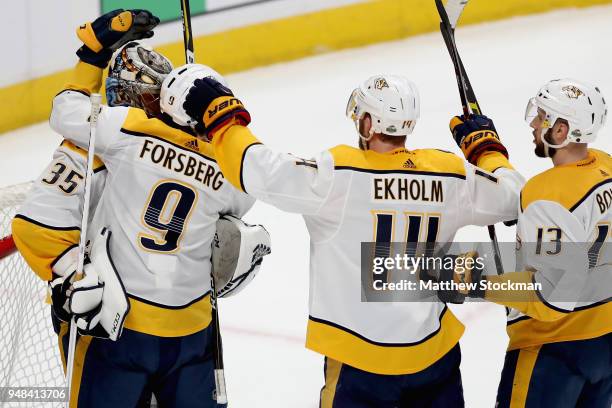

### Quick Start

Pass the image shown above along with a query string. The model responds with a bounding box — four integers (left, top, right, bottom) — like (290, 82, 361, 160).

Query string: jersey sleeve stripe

(49, 243, 78, 269)
(568, 178, 612, 212)
(474, 169, 498, 183)
(240, 142, 263, 193)
(60, 140, 105, 171)
(212, 125, 261, 193)
(13, 214, 81, 232)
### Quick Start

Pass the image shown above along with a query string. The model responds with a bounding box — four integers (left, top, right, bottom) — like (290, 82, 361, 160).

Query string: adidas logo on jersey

(600, 169, 610, 177)
(403, 159, 416, 169)
(184, 139, 199, 151)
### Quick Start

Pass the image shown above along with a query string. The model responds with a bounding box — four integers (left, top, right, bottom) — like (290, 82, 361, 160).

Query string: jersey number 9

(139, 180, 197, 253)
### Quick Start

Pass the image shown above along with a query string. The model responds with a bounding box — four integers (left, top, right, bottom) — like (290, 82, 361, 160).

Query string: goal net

(0, 182, 65, 407)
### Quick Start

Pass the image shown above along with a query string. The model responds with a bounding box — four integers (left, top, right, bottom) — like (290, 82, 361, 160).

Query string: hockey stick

(435, 0, 505, 275)
(65, 93, 102, 407)
(179, 0, 195, 64)
(178, 0, 228, 403)
(209, 266, 228, 404)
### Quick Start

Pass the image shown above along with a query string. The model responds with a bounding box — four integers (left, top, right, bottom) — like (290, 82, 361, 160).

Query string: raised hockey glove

(450, 114, 508, 165)
(76, 9, 160, 68)
(49, 247, 104, 323)
(212, 215, 271, 298)
(183, 77, 251, 139)
(435, 251, 486, 304)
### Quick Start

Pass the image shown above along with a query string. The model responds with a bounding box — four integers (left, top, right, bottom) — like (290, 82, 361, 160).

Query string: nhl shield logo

(562, 85, 584, 99)
(374, 78, 389, 90)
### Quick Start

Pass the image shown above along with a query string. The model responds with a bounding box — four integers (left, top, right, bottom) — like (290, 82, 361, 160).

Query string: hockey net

(0, 182, 65, 407)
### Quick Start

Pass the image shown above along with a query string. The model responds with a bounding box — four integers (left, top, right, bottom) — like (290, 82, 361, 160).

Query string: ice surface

(1, 5, 611, 407)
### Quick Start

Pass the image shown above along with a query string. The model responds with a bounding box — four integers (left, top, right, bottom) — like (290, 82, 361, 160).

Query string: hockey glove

(75, 228, 130, 341)
(450, 114, 508, 165)
(435, 251, 486, 304)
(76, 9, 160, 68)
(212, 215, 271, 298)
(49, 247, 104, 323)
(183, 77, 251, 139)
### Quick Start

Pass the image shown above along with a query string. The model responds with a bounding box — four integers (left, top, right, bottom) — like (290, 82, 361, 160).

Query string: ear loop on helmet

(540, 113, 571, 157)
(347, 90, 374, 150)
(355, 115, 375, 150)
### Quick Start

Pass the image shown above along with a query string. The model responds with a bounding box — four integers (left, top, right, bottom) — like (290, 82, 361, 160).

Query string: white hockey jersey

(48, 62, 254, 337)
(212, 124, 524, 374)
(12, 140, 106, 281)
(486, 149, 611, 350)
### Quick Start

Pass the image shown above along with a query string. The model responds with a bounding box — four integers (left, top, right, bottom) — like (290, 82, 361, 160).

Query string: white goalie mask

(525, 78, 608, 153)
(346, 75, 420, 142)
(160, 64, 228, 128)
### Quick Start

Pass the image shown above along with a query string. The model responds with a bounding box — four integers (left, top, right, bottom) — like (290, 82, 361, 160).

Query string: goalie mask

(525, 78, 607, 156)
(106, 41, 173, 117)
(346, 75, 420, 144)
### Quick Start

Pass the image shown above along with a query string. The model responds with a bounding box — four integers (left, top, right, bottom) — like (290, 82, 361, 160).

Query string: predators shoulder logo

(562, 85, 584, 99)
(374, 78, 389, 90)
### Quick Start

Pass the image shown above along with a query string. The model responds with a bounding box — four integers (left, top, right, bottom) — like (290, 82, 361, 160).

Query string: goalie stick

(178, 0, 228, 404)
(65, 93, 102, 407)
(435, 0, 505, 275)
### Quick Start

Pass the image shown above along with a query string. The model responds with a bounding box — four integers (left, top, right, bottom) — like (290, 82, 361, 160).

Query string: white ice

(1, 5, 611, 407)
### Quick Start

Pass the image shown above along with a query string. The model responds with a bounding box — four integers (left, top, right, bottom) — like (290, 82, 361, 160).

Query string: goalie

(15, 9, 271, 408)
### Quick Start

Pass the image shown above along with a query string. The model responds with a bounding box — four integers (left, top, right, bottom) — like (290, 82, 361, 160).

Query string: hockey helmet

(160, 64, 228, 129)
(346, 75, 420, 141)
(525, 78, 607, 149)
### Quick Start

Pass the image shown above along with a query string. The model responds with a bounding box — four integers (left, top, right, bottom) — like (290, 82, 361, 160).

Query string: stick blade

(445, 0, 469, 28)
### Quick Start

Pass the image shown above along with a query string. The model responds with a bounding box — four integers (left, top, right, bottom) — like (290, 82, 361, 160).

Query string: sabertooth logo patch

(374, 78, 389, 90)
(562, 85, 584, 99)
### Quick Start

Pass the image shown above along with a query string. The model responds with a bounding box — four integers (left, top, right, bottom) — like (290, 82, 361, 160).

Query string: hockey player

(12, 36, 174, 373)
(47, 9, 270, 407)
(162, 68, 525, 406)
(435, 79, 611, 407)
(12, 37, 175, 342)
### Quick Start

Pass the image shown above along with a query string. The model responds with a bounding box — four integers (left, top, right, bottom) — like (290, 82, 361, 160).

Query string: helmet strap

(541, 128, 570, 158)
(356, 116, 374, 150)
